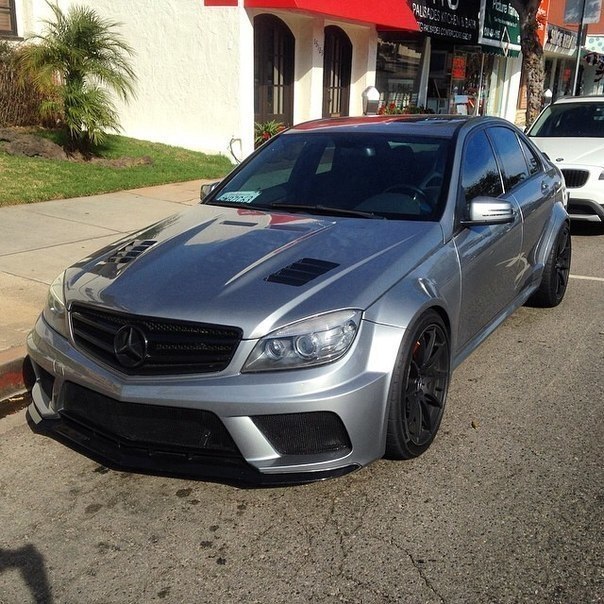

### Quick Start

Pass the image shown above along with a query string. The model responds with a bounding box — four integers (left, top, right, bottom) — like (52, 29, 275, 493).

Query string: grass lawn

(0, 131, 233, 206)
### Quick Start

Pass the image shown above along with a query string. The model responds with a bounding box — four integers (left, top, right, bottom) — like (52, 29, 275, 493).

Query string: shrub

(0, 40, 59, 127)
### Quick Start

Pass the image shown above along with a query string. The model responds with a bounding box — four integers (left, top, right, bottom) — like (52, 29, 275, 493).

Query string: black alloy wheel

(529, 223, 572, 308)
(385, 310, 451, 459)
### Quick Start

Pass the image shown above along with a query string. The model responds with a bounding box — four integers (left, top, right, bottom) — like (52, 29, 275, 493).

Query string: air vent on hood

(265, 258, 339, 286)
(106, 239, 157, 266)
(92, 239, 157, 279)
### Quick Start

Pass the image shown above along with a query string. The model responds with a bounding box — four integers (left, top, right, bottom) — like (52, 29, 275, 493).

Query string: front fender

(364, 240, 461, 351)
(534, 201, 570, 271)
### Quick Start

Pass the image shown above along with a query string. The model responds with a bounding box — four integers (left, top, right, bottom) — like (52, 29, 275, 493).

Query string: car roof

(552, 95, 604, 104)
(286, 115, 511, 138)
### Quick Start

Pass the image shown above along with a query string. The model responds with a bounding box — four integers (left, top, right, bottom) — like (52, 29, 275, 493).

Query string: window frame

(253, 14, 295, 127)
(322, 26, 352, 118)
(0, 0, 18, 38)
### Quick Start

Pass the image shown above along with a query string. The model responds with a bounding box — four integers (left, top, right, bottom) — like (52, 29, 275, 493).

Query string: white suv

(528, 96, 604, 222)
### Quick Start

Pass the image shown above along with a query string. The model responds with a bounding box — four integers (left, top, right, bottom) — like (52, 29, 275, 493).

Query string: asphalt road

(1, 223, 602, 604)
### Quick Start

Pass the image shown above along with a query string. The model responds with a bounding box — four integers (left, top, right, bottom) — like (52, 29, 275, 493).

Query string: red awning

(244, 0, 419, 31)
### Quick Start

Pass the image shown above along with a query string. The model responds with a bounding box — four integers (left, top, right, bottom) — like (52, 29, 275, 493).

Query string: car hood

(65, 205, 443, 338)
(531, 136, 604, 166)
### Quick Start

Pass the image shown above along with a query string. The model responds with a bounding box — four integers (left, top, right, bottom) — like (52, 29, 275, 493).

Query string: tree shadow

(0, 544, 53, 603)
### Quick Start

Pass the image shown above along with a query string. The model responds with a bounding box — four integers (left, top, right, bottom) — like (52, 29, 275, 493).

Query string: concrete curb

(0, 345, 27, 400)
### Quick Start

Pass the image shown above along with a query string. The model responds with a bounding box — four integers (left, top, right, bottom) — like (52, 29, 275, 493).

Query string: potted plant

(254, 120, 286, 147)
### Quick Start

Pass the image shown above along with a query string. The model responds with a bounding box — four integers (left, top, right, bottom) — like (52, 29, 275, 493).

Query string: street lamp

(362, 86, 380, 115)
(543, 88, 553, 106)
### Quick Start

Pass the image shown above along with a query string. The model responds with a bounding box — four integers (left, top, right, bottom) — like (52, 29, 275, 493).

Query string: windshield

(206, 132, 451, 221)
(528, 102, 604, 138)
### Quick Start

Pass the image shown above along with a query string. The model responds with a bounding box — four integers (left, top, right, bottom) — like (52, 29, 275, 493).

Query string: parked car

(26, 115, 570, 485)
(527, 95, 604, 223)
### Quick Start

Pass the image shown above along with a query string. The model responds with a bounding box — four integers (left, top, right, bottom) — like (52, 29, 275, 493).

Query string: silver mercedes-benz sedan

(26, 116, 570, 485)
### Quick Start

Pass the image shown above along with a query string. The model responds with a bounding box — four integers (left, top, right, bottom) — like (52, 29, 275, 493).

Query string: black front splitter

(27, 410, 360, 488)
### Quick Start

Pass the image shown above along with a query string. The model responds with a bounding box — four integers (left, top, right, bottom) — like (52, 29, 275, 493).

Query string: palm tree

(19, 1, 136, 153)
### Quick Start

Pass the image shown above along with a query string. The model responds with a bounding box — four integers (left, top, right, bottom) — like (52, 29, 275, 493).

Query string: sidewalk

(0, 179, 209, 400)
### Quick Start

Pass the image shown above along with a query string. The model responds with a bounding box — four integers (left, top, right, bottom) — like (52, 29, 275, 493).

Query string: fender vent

(266, 258, 339, 286)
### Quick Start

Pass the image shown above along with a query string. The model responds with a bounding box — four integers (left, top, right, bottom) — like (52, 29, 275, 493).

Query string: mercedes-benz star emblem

(113, 325, 147, 368)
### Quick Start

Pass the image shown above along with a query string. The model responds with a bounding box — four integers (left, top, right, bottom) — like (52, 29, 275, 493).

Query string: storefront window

(376, 33, 423, 110)
(553, 59, 574, 99)
(426, 44, 494, 115)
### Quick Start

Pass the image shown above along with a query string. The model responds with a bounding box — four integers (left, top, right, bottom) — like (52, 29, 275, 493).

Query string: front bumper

(26, 314, 404, 485)
(566, 196, 604, 222)
(559, 164, 604, 222)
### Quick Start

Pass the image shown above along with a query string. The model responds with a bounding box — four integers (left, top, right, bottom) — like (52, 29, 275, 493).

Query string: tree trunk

(516, 0, 544, 126)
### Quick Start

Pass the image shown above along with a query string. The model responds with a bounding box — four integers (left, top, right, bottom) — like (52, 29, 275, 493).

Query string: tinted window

(528, 102, 604, 138)
(488, 127, 529, 190)
(461, 130, 503, 203)
(519, 137, 540, 175)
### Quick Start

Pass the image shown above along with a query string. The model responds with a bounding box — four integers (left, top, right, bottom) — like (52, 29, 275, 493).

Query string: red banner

(537, 0, 551, 47)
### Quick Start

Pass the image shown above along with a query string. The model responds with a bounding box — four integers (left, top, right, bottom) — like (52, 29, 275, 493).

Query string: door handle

(541, 181, 550, 192)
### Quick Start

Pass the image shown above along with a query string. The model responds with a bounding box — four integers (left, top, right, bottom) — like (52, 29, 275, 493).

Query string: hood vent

(266, 258, 339, 286)
(94, 239, 157, 278)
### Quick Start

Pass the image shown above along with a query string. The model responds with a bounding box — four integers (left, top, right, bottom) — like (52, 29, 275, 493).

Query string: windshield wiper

(271, 203, 384, 219)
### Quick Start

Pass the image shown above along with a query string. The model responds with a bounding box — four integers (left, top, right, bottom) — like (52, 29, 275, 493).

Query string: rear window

(528, 102, 604, 138)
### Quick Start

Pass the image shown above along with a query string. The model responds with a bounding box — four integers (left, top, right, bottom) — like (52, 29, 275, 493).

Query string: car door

(487, 126, 557, 293)
(453, 128, 523, 351)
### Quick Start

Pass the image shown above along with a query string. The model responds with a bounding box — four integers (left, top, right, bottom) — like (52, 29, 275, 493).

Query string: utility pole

(572, 0, 587, 95)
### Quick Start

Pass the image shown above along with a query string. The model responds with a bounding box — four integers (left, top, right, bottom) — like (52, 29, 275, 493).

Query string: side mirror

(461, 197, 515, 226)
(200, 181, 221, 201)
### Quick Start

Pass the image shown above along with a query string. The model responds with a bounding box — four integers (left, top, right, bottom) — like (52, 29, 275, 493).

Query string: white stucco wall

(15, 1, 378, 159)
(17, 0, 245, 157)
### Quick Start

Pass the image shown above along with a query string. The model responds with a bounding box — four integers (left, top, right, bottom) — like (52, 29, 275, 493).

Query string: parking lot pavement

(0, 225, 602, 603)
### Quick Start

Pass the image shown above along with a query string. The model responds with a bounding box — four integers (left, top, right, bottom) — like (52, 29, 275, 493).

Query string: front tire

(385, 310, 451, 460)
(529, 223, 571, 308)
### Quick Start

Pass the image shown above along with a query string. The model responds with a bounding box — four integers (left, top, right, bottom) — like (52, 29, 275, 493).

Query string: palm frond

(19, 0, 137, 152)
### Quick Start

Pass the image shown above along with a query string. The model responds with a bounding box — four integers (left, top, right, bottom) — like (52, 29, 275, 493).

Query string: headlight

(42, 272, 68, 338)
(243, 310, 361, 372)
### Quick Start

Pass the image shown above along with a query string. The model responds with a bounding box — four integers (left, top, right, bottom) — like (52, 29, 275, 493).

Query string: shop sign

(545, 23, 578, 55)
(411, 0, 480, 44)
(452, 55, 467, 78)
(478, 0, 521, 56)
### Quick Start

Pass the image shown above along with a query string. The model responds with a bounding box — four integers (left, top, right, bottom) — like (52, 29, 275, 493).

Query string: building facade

(4, 0, 526, 159)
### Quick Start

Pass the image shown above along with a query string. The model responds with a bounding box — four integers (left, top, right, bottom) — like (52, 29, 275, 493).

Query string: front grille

(59, 382, 240, 456)
(70, 303, 242, 375)
(252, 412, 351, 456)
(561, 169, 589, 188)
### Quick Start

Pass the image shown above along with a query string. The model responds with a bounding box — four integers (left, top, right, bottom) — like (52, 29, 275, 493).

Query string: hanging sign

(478, 0, 521, 56)
(411, 0, 480, 44)
(537, 0, 550, 47)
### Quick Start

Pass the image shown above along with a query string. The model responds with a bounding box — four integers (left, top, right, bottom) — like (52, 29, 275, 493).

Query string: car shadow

(0, 544, 53, 603)
(570, 222, 604, 237)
